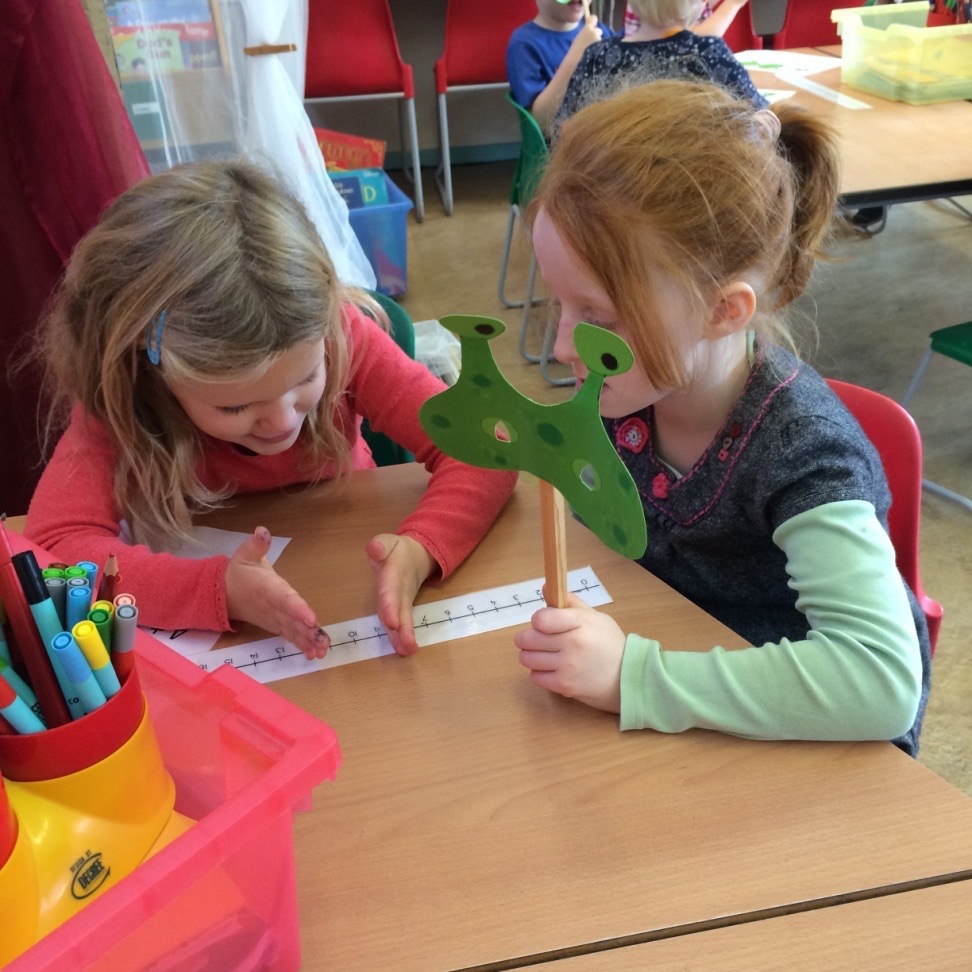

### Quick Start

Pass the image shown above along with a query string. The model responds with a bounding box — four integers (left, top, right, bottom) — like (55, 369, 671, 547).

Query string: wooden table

(199, 466, 972, 971)
(527, 880, 972, 970)
(750, 50, 972, 209)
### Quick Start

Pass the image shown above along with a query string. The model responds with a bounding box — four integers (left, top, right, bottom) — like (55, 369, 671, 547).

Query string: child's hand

(365, 534, 437, 657)
(514, 594, 625, 712)
(226, 526, 329, 660)
(572, 13, 603, 53)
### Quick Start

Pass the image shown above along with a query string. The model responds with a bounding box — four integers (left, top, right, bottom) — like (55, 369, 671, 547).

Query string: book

(106, 0, 221, 75)
(329, 169, 389, 209)
(314, 128, 386, 172)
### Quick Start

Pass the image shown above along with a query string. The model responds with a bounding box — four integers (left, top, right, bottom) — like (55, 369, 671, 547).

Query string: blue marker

(66, 583, 93, 630)
(0, 656, 46, 725)
(45, 576, 68, 628)
(0, 675, 45, 733)
(12, 550, 84, 720)
(51, 632, 107, 715)
(75, 560, 99, 589)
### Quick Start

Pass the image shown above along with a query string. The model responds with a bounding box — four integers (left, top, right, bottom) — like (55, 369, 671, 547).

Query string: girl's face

(533, 209, 684, 419)
(166, 339, 327, 455)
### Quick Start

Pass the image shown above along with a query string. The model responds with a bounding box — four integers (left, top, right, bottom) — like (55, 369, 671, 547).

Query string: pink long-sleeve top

(25, 305, 517, 632)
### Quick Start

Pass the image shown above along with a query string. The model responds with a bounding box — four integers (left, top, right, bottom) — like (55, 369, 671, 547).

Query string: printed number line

(212, 577, 605, 672)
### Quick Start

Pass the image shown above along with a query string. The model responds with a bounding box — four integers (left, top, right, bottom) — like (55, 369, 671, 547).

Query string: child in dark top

(558, 0, 766, 122)
(515, 80, 930, 757)
(506, 0, 615, 132)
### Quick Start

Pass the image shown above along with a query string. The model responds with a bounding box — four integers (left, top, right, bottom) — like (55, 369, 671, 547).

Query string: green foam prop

(419, 315, 647, 560)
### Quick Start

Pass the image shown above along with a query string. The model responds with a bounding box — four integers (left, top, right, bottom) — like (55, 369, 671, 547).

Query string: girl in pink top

(26, 160, 516, 659)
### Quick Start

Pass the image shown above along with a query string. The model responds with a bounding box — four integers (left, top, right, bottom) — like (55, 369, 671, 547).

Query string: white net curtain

(105, 0, 375, 288)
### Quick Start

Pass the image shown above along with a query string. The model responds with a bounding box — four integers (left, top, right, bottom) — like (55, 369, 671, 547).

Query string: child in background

(506, 0, 615, 132)
(558, 0, 765, 121)
(622, 0, 751, 37)
(514, 81, 930, 756)
(26, 160, 516, 659)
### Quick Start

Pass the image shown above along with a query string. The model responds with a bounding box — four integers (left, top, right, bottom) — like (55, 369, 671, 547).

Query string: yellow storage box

(831, 2, 972, 105)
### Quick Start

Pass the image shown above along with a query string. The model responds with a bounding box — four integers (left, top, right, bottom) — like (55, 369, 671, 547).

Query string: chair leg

(498, 206, 520, 308)
(944, 197, 972, 222)
(901, 348, 934, 410)
(434, 92, 454, 216)
(518, 254, 542, 363)
(400, 97, 424, 223)
(921, 480, 972, 512)
(539, 316, 573, 387)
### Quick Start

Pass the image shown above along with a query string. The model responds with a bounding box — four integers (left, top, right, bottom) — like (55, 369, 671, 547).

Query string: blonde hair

(627, 0, 705, 29)
(532, 80, 840, 389)
(40, 159, 359, 550)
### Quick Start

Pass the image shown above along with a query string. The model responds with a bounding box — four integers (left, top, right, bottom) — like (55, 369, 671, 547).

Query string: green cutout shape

(419, 315, 647, 559)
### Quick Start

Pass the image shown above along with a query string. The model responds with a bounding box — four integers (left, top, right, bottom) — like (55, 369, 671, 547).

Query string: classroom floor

(394, 162, 972, 797)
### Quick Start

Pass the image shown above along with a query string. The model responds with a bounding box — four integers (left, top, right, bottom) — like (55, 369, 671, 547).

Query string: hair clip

(146, 309, 167, 366)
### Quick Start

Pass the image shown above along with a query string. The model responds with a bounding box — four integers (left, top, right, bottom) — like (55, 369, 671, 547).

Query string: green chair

(360, 290, 415, 466)
(900, 320, 972, 511)
(500, 93, 571, 386)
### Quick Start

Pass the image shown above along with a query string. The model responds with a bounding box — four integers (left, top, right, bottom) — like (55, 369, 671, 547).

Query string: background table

(750, 51, 972, 209)
(200, 467, 972, 970)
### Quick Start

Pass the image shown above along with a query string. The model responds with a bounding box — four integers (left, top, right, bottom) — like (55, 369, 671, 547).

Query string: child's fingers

(231, 525, 273, 566)
(529, 606, 585, 636)
(517, 647, 560, 672)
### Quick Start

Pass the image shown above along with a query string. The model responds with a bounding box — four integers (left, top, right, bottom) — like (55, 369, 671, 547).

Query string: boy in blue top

(506, 0, 615, 132)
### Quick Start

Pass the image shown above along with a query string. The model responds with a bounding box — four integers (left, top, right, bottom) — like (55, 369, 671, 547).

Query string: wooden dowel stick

(539, 479, 568, 608)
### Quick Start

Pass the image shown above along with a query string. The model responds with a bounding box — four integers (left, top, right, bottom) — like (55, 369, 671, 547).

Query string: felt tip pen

(42, 567, 66, 579)
(0, 522, 71, 727)
(45, 576, 68, 628)
(0, 675, 46, 733)
(71, 621, 120, 699)
(113, 593, 136, 608)
(63, 565, 88, 581)
(0, 656, 45, 724)
(88, 606, 114, 652)
(11, 549, 85, 720)
(75, 560, 99, 589)
(66, 583, 93, 629)
(111, 604, 138, 682)
(51, 632, 107, 715)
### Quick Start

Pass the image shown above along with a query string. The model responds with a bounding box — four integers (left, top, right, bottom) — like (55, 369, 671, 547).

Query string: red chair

(720, 4, 763, 52)
(304, 0, 424, 221)
(827, 379, 943, 654)
(434, 0, 536, 215)
(770, 0, 867, 49)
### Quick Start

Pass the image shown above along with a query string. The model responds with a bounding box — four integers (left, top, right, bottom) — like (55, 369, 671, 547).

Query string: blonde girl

(28, 160, 516, 657)
(514, 81, 929, 756)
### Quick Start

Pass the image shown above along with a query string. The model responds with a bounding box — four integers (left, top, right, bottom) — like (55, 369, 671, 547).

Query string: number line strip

(178, 567, 611, 684)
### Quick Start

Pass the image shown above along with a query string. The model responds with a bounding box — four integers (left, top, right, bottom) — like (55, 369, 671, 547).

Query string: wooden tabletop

(527, 880, 972, 970)
(198, 466, 972, 971)
(750, 49, 972, 205)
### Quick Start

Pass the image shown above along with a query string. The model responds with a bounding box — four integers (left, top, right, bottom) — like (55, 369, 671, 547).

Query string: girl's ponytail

(773, 104, 842, 306)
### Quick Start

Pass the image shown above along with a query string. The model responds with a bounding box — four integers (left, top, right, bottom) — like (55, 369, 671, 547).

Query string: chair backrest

(772, 0, 866, 49)
(436, 0, 537, 92)
(506, 92, 549, 210)
(305, 0, 413, 99)
(721, 7, 763, 52)
(826, 378, 943, 651)
(360, 291, 415, 466)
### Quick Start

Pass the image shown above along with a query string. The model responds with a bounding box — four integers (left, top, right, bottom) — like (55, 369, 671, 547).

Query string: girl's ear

(704, 282, 756, 340)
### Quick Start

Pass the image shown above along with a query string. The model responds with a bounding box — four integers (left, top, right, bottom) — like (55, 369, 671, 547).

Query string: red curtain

(0, 0, 149, 516)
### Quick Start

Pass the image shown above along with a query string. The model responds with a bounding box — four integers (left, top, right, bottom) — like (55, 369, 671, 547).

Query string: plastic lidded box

(348, 173, 414, 297)
(4, 538, 341, 971)
(831, 2, 972, 105)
